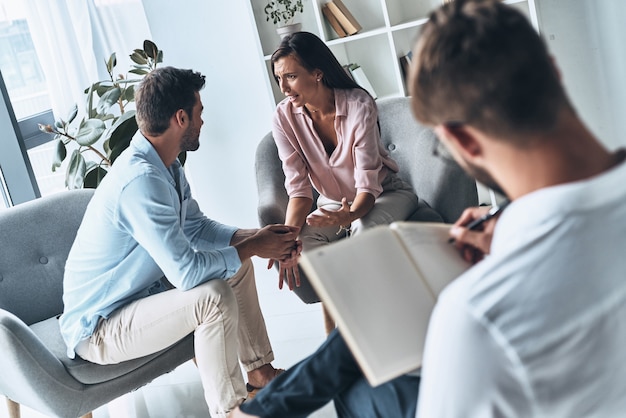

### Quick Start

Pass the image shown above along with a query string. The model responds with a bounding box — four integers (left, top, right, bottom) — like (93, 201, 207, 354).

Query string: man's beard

(461, 158, 506, 197)
(181, 121, 200, 152)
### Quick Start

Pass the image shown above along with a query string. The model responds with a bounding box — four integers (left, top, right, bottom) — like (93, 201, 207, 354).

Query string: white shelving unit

(249, 0, 538, 105)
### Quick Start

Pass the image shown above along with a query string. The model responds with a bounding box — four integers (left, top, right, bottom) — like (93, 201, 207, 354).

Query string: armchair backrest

(376, 97, 477, 223)
(0, 189, 94, 325)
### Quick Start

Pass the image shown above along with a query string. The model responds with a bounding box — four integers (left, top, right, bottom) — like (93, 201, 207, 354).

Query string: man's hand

(235, 225, 300, 261)
(449, 206, 497, 263)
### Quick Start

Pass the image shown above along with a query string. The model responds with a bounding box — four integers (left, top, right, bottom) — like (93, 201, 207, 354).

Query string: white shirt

(417, 155, 626, 417)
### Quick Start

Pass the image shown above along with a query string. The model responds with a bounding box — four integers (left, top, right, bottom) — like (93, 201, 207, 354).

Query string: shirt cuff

(214, 224, 239, 248)
(220, 246, 242, 277)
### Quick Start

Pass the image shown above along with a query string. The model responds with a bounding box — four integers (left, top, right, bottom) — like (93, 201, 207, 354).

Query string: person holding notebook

(269, 31, 418, 302)
(231, 0, 626, 416)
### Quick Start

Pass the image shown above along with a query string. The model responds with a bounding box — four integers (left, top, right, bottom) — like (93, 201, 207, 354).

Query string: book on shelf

(322, 4, 347, 38)
(399, 50, 413, 82)
(326, 0, 362, 36)
(299, 222, 472, 386)
(348, 63, 377, 99)
(342, 64, 355, 81)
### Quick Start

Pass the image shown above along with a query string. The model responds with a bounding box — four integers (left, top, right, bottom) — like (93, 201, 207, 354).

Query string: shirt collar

(131, 131, 181, 180)
(292, 88, 347, 117)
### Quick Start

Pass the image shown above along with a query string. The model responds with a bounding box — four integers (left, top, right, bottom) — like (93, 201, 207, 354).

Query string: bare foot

(228, 406, 258, 418)
(246, 364, 283, 389)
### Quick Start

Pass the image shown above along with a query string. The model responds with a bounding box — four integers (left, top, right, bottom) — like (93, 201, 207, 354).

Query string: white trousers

(76, 259, 272, 418)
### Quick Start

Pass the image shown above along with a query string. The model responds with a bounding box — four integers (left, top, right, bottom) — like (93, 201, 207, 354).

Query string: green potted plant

(38, 40, 184, 189)
(264, 0, 304, 38)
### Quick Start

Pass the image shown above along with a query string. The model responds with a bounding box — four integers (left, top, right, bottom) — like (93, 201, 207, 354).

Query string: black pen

(448, 199, 511, 243)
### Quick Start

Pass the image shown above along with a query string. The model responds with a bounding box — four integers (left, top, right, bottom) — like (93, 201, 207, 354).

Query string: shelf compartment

(385, 0, 442, 27)
(327, 34, 398, 99)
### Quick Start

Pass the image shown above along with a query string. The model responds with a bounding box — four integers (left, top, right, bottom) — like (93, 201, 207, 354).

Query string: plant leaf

(96, 83, 111, 97)
(124, 84, 135, 102)
(66, 104, 78, 125)
(156, 50, 163, 64)
(143, 40, 158, 59)
(129, 68, 149, 76)
(96, 87, 122, 114)
(54, 117, 65, 130)
(86, 84, 97, 119)
(95, 113, 115, 122)
(84, 165, 108, 188)
(106, 52, 117, 73)
(75, 118, 106, 146)
(51, 139, 67, 172)
(85, 160, 98, 172)
(106, 110, 138, 163)
(66, 150, 86, 189)
(130, 51, 148, 65)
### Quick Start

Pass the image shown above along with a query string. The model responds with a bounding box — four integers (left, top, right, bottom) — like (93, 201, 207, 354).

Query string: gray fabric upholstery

(0, 190, 194, 418)
(255, 96, 478, 227)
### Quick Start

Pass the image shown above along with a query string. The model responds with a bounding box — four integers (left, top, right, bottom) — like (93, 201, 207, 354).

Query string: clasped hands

(271, 198, 352, 291)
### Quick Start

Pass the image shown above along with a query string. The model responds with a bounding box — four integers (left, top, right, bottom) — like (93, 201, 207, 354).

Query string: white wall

(142, 0, 275, 227)
(536, 0, 626, 150)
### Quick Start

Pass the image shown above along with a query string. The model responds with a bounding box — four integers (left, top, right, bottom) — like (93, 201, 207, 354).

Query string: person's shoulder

(343, 87, 374, 103)
(105, 150, 165, 192)
(339, 88, 376, 113)
(275, 96, 295, 116)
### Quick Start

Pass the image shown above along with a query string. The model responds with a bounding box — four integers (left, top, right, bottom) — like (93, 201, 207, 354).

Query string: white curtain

(23, 0, 152, 118)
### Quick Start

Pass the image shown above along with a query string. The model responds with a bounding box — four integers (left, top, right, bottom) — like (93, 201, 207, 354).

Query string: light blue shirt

(60, 133, 241, 358)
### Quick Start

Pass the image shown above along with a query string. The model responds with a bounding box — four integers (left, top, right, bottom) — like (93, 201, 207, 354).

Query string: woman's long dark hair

(270, 31, 363, 91)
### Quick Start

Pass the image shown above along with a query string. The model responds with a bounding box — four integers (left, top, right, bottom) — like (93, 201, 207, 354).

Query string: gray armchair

(255, 96, 478, 311)
(0, 189, 194, 418)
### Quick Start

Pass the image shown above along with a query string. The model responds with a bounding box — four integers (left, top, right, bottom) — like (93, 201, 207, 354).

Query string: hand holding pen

(449, 199, 511, 263)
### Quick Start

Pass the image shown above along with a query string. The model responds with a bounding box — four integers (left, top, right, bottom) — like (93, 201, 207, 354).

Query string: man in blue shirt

(59, 66, 300, 418)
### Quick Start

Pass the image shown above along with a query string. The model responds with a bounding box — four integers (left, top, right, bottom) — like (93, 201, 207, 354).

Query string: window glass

(0, 1, 51, 120)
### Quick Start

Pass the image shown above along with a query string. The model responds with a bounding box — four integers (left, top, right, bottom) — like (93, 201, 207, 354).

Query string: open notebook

(299, 222, 472, 386)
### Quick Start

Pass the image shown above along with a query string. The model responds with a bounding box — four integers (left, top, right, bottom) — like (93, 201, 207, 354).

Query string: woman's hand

(306, 197, 352, 227)
(267, 239, 303, 290)
(268, 253, 301, 290)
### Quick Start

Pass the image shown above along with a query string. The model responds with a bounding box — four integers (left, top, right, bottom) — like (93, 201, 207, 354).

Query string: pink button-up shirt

(272, 88, 399, 202)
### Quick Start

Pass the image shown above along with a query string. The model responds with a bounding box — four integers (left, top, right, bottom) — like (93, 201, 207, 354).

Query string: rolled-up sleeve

(273, 114, 314, 199)
(351, 101, 385, 198)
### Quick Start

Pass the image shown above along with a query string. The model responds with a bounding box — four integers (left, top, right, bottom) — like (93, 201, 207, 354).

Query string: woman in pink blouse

(270, 32, 418, 303)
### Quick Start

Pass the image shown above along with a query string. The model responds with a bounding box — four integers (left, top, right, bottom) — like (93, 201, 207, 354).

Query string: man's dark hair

(135, 66, 206, 136)
(410, 0, 572, 139)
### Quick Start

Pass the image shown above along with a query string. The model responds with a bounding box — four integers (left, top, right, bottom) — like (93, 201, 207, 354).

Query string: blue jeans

(239, 329, 420, 418)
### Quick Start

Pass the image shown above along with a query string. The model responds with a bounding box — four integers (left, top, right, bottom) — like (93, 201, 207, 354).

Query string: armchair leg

(6, 397, 20, 418)
(4, 397, 91, 418)
(322, 303, 335, 335)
